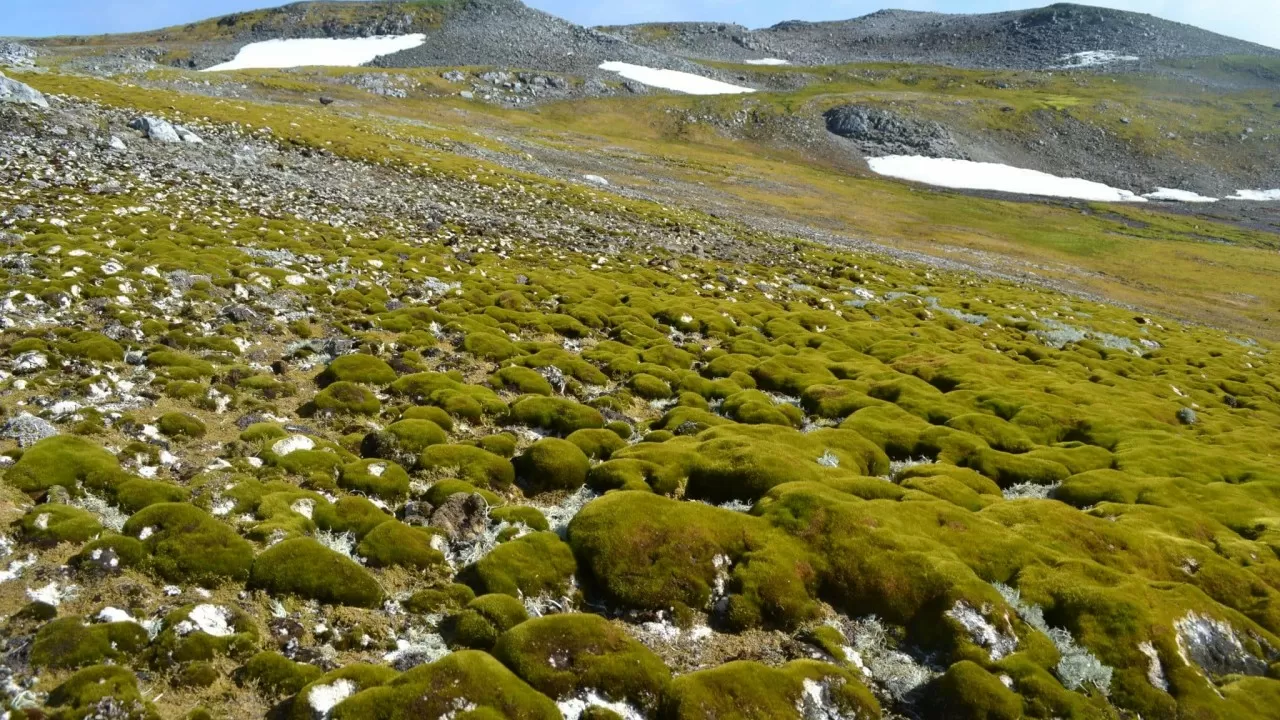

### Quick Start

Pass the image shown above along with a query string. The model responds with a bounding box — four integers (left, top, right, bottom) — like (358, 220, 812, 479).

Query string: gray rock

(1, 413, 58, 447)
(442, 70, 466, 83)
(130, 116, 182, 143)
(108, 135, 127, 151)
(12, 351, 48, 374)
(1175, 612, 1268, 677)
(824, 105, 965, 159)
(0, 73, 50, 109)
(175, 124, 203, 143)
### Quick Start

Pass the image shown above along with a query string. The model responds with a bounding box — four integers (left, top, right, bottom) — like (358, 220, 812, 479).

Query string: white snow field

(865, 156, 1146, 203)
(743, 58, 790, 66)
(1144, 188, 1219, 203)
(204, 34, 427, 71)
(598, 61, 754, 95)
(1229, 189, 1280, 201)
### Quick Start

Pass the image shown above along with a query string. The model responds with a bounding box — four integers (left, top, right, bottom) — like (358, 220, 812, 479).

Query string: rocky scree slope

(606, 3, 1280, 69)
(1, 77, 1280, 720)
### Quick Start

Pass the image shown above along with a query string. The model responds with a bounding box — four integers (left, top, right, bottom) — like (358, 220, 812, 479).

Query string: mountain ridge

(600, 2, 1280, 68)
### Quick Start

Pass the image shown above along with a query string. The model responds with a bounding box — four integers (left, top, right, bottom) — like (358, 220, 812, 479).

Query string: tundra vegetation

(3, 7, 1280, 720)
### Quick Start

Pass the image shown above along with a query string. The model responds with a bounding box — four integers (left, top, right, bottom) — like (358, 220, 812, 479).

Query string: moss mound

(47, 665, 157, 720)
(4, 434, 127, 496)
(357, 520, 447, 571)
(236, 651, 323, 697)
(313, 380, 381, 415)
(419, 443, 516, 489)
(330, 650, 559, 720)
(494, 614, 671, 710)
(925, 661, 1023, 720)
(515, 438, 591, 495)
(492, 366, 555, 396)
(467, 531, 577, 598)
(123, 502, 254, 584)
(21, 504, 103, 544)
(566, 428, 628, 461)
(339, 458, 412, 501)
(250, 537, 385, 607)
(30, 617, 149, 669)
(508, 396, 605, 435)
(157, 411, 207, 439)
(319, 353, 398, 386)
(664, 660, 879, 719)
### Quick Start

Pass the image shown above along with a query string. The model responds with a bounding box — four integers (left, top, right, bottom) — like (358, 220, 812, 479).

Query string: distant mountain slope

(26, 0, 712, 77)
(605, 3, 1280, 68)
(370, 0, 709, 75)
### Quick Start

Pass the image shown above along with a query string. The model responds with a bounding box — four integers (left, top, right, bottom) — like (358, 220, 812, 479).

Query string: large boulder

(0, 71, 49, 108)
(129, 116, 202, 143)
(824, 104, 964, 159)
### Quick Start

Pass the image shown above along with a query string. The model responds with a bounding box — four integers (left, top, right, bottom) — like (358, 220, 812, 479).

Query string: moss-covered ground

(2, 45, 1280, 720)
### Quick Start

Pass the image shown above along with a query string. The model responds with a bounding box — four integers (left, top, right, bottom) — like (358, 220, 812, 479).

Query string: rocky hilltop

(607, 3, 1280, 68)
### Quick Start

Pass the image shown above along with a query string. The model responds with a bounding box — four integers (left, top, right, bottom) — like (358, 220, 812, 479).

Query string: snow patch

(1229, 189, 1280, 201)
(1056, 50, 1140, 69)
(1144, 188, 1218, 203)
(598, 61, 755, 95)
(205, 34, 427, 72)
(744, 58, 790, 66)
(867, 156, 1146, 203)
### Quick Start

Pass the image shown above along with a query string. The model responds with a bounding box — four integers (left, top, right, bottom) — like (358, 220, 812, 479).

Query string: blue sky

(7, 1, 1278, 49)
